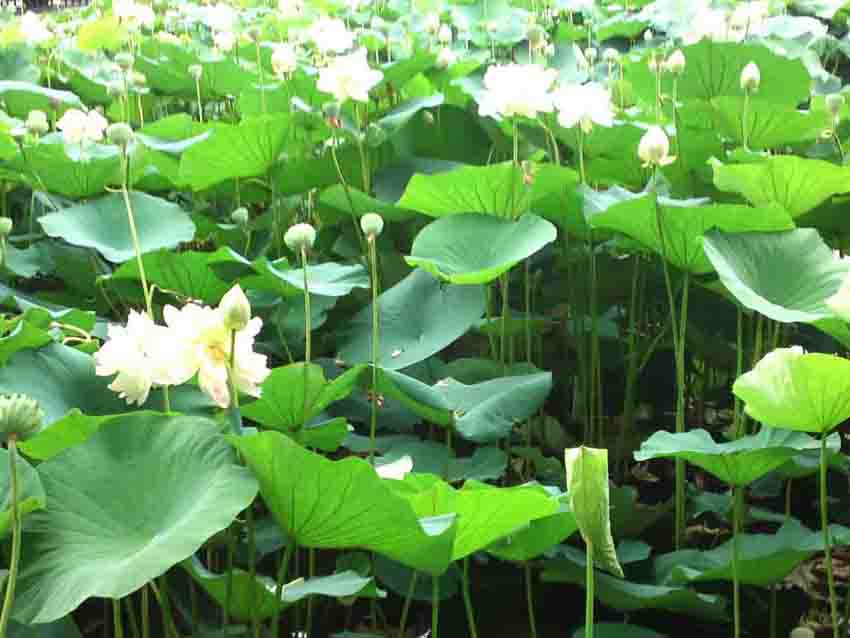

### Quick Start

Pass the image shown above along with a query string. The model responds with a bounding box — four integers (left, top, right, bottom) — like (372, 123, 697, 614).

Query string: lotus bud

(115, 51, 134, 70)
(231, 206, 250, 227)
(740, 61, 760, 93)
(638, 125, 674, 167)
(246, 26, 261, 42)
(360, 212, 384, 238)
(106, 122, 134, 147)
(437, 23, 452, 44)
(220, 284, 252, 331)
(602, 47, 619, 64)
(188, 64, 203, 80)
(486, 20, 499, 34)
(826, 92, 845, 119)
(0, 394, 44, 441)
(284, 222, 316, 253)
(25, 109, 49, 136)
(370, 16, 386, 31)
(107, 81, 124, 97)
(436, 46, 456, 68)
(543, 43, 555, 58)
(665, 49, 685, 75)
(0, 217, 13, 237)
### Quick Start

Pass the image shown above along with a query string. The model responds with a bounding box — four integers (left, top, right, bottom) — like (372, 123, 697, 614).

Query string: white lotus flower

(95, 310, 192, 406)
(554, 82, 614, 133)
(271, 43, 297, 76)
(308, 17, 354, 53)
(740, 61, 760, 92)
(214, 30, 236, 52)
(113, 0, 155, 30)
(436, 46, 456, 69)
(317, 49, 383, 103)
(56, 108, 108, 146)
(637, 125, 675, 167)
(680, 6, 731, 44)
(19, 12, 52, 45)
(478, 63, 557, 119)
(163, 300, 271, 408)
(207, 3, 235, 32)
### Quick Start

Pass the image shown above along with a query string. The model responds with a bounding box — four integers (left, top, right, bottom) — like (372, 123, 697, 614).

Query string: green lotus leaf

(337, 269, 486, 370)
(405, 213, 557, 284)
(572, 625, 664, 638)
(564, 447, 623, 577)
(39, 192, 195, 263)
(0, 82, 83, 119)
(265, 262, 370, 297)
(708, 98, 831, 149)
(231, 431, 457, 575)
(634, 427, 823, 486)
(733, 347, 850, 433)
(13, 413, 258, 624)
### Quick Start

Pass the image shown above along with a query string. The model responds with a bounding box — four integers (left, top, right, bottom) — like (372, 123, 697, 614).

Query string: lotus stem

(820, 434, 840, 638)
(462, 558, 478, 638)
(271, 541, 295, 638)
(0, 438, 21, 638)
(113, 599, 124, 638)
(431, 576, 440, 638)
(585, 540, 594, 638)
(124, 597, 140, 638)
(398, 571, 418, 638)
(525, 562, 538, 638)
(141, 584, 149, 638)
(368, 235, 380, 465)
(305, 548, 315, 637)
(247, 504, 259, 638)
(731, 485, 742, 638)
(255, 41, 267, 116)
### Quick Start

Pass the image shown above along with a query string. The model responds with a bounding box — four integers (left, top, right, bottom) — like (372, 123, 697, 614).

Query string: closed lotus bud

(370, 16, 386, 31)
(246, 26, 261, 42)
(638, 125, 674, 167)
(665, 49, 685, 75)
(284, 223, 316, 252)
(486, 20, 499, 34)
(360, 212, 384, 238)
(424, 13, 440, 34)
(602, 47, 619, 64)
(826, 92, 845, 119)
(436, 46, 456, 68)
(25, 109, 49, 135)
(188, 64, 203, 80)
(231, 207, 250, 227)
(740, 61, 760, 93)
(220, 284, 251, 331)
(0, 394, 44, 441)
(115, 52, 134, 70)
(0, 217, 12, 237)
(106, 122, 134, 147)
(437, 24, 452, 44)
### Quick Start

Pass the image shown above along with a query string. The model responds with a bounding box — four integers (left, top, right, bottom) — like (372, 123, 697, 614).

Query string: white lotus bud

(25, 109, 48, 135)
(284, 223, 316, 252)
(437, 23, 452, 44)
(740, 61, 760, 93)
(231, 207, 249, 227)
(360, 212, 384, 238)
(188, 64, 203, 80)
(665, 49, 685, 75)
(826, 92, 845, 119)
(219, 284, 251, 332)
(638, 125, 675, 167)
(602, 48, 619, 64)
(436, 46, 456, 68)
(585, 47, 598, 65)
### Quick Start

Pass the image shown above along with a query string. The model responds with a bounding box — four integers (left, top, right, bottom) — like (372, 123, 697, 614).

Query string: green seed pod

(364, 122, 387, 148)
(106, 122, 134, 147)
(284, 223, 316, 253)
(0, 394, 45, 441)
(231, 207, 250, 227)
(360, 212, 384, 238)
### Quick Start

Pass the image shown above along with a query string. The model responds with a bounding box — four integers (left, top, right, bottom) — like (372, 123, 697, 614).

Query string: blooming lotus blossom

(207, 3, 235, 32)
(308, 17, 354, 53)
(56, 108, 108, 146)
(95, 310, 192, 406)
(478, 63, 557, 119)
(163, 295, 270, 408)
(554, 82, 614, 133)
(113, 0, 155, 30)
(213, 30, 236, 52)
(271, 43, 298, 76)
(19, 12, 52, 45)
(317, 49, 383, 103)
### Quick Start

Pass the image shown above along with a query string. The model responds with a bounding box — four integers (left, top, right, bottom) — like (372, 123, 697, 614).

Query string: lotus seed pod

(106, 80, 124, 97)
(219, 284, 251, 331)
(0, 217, 12, 237)
(231, 207, 250, 227)
(666, 49, 685, 75)
(365, 122, 387, 147)
(188, 64, 203, 80)
(106, 122, 134, 147)
(740, 61, 760, 92)
(360, 212, 384, 238)
(826, 92, 845, 118)
(789, 628, 815, 638)
(0, 394, 44, 441)
(25, 109, 49, 135)
(284, 223, 316, 252)
(602, 47, 619, 64)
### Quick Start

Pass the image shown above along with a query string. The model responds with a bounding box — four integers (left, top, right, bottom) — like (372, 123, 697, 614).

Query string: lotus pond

(1, 1, 850, 637)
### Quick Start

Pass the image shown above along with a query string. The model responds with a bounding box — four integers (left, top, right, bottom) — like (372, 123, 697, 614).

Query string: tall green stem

(271, 541, 295, 638)
(246, 505, 259, 638)
(141, 585, 149, 638)
(524, 562, 538, 638)
(820, 434, 840, 638)
(731, 485, 742, 638)
(431, 576, 440, 638)
(368, 237, 380, 465)
(585, 541, 594, 638)
(461, 558, 478, 638)
(113, 599, 124, 638)
(0, 438, 21, 638)
(398, 571, 418, 638)
(301, 246, 312, 434)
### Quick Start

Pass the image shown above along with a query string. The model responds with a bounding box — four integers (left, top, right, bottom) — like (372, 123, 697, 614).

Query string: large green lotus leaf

(707, 97, 831, 150)
(712, 156, 850, 219)
(610, 485, 673, 540)
(105, 248, 237, 305)
(182, 557, 378, 622)
(179, 116, 290, 190)
(8, 616, 81, 638)
(702, 228, 849, 324)
(541, 546, 728, 621)
(634, 427, 822, 486)
(316, 185, 416, 226)
(231, 431, 456, 575)
(13, 414, 258, 624)
(372, 367, 453, 426)
(265, 262, 370, 297)
(487, 489, 578, 561)
(0, 310, 53, 365)
(374, 438, 508, 481)
(337, 269, 486, 370)
(241, 363, 367, 431)
(564, 447, 623, 577)
(0, 448, 44, 538)
(397, 162, 579, 220)
(0, 343, 126, 425)
(11, 139, 123, 199)
(436, 372, 553, 443)
(572, 625, 664, 638)
(39, 192, 195, 263)
(405, 213, 557, 284)
(0, 82, 83, 118)
(627, 40, 810, 105)
(733, 349, 850, 433)
(394, 476, 559, 562)
(589, 195, 793, 273)
(654, 520, 850, 587)
(776, 432, 843, 479)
